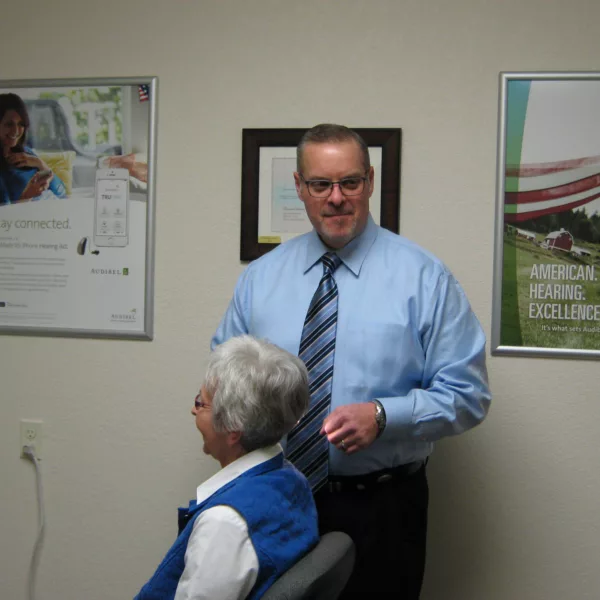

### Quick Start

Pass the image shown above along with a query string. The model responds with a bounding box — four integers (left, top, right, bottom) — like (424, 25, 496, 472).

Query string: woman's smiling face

(0, 109, 26, 153)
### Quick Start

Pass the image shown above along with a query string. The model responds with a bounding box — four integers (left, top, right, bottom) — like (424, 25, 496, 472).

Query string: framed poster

(0, 77, 157, 339)
(240, 128, 401, 261)
(492, 72, 600, 359)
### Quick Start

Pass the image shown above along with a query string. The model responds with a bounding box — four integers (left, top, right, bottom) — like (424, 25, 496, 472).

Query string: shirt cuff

(376, 395, 415, 440)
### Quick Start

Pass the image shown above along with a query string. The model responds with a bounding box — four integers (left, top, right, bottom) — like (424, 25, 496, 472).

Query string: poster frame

(492, 71, 600, 359)
(0, 76, 157, 340)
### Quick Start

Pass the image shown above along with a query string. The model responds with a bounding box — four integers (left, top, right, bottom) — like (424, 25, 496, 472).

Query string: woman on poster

(0, 92, 66, 205)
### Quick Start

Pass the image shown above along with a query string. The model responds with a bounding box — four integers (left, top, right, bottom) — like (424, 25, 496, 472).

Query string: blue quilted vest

(134, 454, 318, 599)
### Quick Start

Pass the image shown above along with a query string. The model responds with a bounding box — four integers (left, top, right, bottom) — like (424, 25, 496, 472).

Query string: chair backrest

(262, 531, 355, 600)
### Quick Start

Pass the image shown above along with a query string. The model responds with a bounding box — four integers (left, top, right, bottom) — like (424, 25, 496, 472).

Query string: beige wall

(1, 1, 599, 598)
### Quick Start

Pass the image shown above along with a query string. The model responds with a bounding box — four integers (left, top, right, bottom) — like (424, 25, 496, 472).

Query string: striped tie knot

(321, 252, 341, 276)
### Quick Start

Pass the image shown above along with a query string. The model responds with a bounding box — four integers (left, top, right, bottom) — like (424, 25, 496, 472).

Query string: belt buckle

(327, 481, 343, 493)
(376, 473, 393, 484)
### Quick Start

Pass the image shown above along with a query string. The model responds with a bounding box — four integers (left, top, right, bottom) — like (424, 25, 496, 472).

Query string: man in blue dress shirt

(212, 124, 491, 599)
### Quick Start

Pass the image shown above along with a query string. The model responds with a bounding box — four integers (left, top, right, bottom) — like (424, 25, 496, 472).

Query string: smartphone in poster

(94, 169, 129, 248)
(0, 77, 157, 340)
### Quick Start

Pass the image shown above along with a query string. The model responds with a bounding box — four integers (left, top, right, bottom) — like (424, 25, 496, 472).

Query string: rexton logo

(90, 268, 129, 276)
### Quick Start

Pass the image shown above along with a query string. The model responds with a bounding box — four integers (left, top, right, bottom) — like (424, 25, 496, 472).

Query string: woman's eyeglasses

(194, 394, 211, 410)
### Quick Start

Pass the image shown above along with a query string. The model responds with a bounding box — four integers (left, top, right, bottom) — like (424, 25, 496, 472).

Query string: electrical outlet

(20, 419, 43, 459)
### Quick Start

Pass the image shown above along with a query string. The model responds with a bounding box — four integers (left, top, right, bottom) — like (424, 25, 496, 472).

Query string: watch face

(373, 401, 386, 433)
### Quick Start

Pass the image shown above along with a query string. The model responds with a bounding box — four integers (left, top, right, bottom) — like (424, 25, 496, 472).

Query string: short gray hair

(297, 123, 370, 172)
(204, 336, 309, 452)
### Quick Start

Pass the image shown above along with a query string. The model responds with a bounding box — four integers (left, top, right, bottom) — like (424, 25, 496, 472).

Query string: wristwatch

(370, 399, 387, 438)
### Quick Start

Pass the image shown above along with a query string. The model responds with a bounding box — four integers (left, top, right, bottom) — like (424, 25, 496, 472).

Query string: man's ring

(340, 439, 347, 452)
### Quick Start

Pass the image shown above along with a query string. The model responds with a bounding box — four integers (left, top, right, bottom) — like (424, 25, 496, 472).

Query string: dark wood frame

(240, 128, 402, 261)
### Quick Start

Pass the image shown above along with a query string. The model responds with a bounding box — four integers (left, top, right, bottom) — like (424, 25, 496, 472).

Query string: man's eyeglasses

(194, 394, 211, 410)
(299, 174, 368, 198)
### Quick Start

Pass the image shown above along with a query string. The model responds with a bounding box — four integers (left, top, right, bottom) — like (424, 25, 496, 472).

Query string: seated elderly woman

(135, 335, 319, 600)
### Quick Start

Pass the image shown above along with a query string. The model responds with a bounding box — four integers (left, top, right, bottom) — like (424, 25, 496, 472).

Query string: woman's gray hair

(204, 335, 309, 452)
(297, 123, 371, 173)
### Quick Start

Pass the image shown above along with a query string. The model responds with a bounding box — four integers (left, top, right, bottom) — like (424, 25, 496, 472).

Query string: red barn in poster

(542, 229, 573, 252)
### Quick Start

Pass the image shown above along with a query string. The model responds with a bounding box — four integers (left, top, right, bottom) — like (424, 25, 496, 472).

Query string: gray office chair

(262, 531, 356, 600)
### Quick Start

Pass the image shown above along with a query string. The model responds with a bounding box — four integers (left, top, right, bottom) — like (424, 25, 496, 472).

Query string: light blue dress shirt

(212, 215, 491, 476)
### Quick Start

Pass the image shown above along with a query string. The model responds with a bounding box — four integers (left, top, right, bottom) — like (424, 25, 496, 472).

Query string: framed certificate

(240, 128, 401, 261)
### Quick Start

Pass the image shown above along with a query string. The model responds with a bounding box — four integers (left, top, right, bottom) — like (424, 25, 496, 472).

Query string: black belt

(325, 461, 424, 493)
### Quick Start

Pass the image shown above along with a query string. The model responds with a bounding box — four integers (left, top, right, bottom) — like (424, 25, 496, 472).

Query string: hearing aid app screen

(94, 176, 128, 247)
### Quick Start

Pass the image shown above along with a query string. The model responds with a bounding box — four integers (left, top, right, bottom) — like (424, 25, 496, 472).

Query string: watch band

(371, 399, 387, 438)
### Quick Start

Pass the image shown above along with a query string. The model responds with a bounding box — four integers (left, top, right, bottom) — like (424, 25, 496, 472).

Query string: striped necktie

(286, 252, 342, 491)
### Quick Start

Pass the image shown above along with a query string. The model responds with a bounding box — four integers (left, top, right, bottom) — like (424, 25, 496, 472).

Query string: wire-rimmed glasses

(299, 173, 368, 198)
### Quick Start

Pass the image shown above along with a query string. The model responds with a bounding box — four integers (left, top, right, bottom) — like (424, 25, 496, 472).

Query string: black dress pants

(314, 464, 428, 600)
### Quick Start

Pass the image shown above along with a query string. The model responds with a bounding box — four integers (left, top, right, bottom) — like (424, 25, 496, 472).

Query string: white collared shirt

(174, 445, 283, 600)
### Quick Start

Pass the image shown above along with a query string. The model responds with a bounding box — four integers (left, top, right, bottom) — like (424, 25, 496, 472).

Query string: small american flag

(138, 84, 150, 102)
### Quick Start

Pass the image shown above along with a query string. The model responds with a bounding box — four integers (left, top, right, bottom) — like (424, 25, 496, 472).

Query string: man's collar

(303, 214, 378, 277)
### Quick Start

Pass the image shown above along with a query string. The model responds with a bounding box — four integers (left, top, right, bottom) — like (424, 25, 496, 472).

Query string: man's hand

(106, 153, 148, 183)
(321, 403, 379, 455)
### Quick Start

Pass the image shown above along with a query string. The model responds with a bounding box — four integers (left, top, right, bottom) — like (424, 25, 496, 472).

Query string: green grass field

(500, 234, 600, 350)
